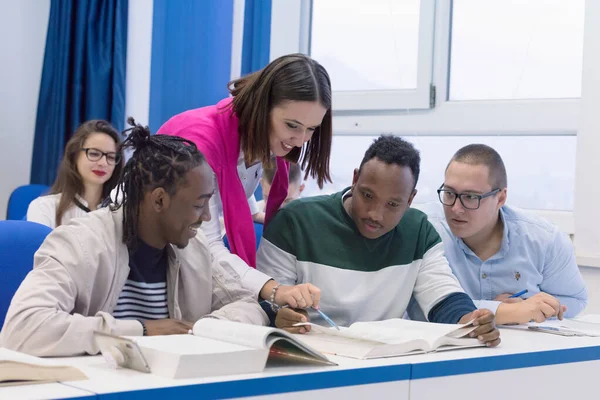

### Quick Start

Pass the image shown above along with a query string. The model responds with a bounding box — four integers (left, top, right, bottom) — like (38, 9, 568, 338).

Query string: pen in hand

(266, 300, 340, 331)
(313, 307, 340, 331)
(509, 289, 528, 299)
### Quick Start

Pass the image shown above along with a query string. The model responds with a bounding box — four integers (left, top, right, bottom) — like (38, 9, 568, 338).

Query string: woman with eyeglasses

(27, 120, 124, 228)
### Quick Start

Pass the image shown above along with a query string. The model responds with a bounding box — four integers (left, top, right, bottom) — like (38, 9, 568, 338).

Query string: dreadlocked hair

(112, 117, 206, 249)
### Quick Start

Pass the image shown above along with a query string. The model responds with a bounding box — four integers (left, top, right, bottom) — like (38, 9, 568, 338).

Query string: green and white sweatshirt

(257, 190, 468, 327)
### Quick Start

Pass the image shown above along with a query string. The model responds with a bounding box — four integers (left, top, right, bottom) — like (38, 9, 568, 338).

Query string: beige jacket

(0, 207, 268, 357)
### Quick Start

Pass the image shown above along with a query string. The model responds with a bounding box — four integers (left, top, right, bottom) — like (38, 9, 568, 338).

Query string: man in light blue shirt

(426, 144, 587, 325)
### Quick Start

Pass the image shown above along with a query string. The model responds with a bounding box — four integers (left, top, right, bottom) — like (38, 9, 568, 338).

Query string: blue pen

(314, 307, 340, 331)
(267, 301, 340, 331)
(509, 289, 528, 298)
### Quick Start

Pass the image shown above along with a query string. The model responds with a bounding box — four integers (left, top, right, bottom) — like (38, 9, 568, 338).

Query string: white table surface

(0, 348, 95, 399)
(46, 327, 600, 398)
(0, 383, 94, 400)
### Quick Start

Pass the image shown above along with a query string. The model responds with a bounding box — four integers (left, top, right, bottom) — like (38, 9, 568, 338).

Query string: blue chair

(0, 220, 52, 329)
(6, 184, 50, 220)
(224, 223, 264, 251)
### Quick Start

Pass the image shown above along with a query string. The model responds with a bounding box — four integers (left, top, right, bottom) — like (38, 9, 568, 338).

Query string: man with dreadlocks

(1, 119, 269, 357)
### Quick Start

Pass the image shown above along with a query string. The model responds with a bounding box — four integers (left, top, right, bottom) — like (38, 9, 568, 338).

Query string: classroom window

(309, 0, 435, 110)
(311, 0, 419, 92)
(303, 135, 575, 212)
(449, 0, 585, 101)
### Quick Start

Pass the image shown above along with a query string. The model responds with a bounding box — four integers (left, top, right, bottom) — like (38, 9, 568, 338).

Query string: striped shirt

(257, 189, 474, 326)
(114, 239, 169, 320)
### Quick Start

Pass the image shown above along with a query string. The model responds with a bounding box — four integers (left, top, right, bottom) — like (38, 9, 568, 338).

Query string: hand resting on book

(275, 308, 312, 334)
(277, 308, 501, 348)
(458, 309, 501, 347)
(145, 319, 194, 335)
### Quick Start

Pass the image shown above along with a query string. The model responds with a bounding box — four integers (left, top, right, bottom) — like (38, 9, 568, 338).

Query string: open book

(293, 318, 483, 359)
(0, 349, 87, 387)
(101, 319, 336, 379)
(500, 319, 600, 337)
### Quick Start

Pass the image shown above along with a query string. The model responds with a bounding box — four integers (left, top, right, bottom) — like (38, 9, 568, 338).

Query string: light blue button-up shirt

(425, 204, 588, 317)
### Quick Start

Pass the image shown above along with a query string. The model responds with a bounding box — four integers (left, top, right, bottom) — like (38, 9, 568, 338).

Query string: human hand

(144, 319, 193, 336)
(274, 283, 322, 309)
(496, 293, 566, 324)
(275, 308, 311, 334)
(494, 293, 524, 304)
(459, 309, 501, 347)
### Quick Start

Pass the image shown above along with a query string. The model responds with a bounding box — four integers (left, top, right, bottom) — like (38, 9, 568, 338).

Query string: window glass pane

(310, 0, 420, 92)
(449, 0, 585, 100)
(302, 135, 575, 211)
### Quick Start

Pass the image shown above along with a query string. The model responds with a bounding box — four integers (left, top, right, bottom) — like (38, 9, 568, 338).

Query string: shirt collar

(238, 150, 263, 169)
(75, 194, 89, 207)
(498, 206, 510, 256)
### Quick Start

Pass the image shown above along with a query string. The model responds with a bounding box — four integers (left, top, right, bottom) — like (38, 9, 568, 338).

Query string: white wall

(0, 0, 50, 219)
(579, 268, 600, 315)
(573, 0, 600, 316)
(125, 0, 153, 127)
(0, 0, 152, 209)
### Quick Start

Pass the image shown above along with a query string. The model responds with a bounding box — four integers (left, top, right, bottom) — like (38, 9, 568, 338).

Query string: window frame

(271, 0, 437, 111)
(269, 0, 597, 266)
(310, 0, 436, 111)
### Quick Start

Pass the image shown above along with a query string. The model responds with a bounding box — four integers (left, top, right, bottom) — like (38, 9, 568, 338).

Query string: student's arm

(26, 197, 56, 229)
(457, 309, 501, 347)
(494, 292, 565, 325)
(257, 209, 321, 307)
(0, 228, 142, 357)
(404, 244, 501, 347)
(256, 209, 299, 286)
(427, 292, 476, 324)
(253, 212, 265, 224)
(412, 223, 473, 322)
(538, 229, 588, 317)
(201, 183, 272, 298)
(425, 214, 497, 316)
(207, 248, 270, 326)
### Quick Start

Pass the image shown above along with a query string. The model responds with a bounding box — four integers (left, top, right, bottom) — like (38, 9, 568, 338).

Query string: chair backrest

(0, 220, 52, 329)
(223, 223, 264, 251)
(6, 184, 50, 220)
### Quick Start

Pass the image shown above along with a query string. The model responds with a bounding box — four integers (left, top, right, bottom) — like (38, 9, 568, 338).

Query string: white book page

(297, 319, 473, 346)
(130, 334, 254, 354)
(293, 332, 384, 359)
(432, 333, 481, 350)
(573, 314, 600, 324)
(347, 319, 475, 345)
(193, 318, 276, 349)
(294, 319, 478, 358)
(501, 319, 600, 337)
(561, 319, 600, 336)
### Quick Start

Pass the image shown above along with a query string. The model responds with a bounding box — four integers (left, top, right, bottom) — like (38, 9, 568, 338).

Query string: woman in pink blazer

(158, 54, 332, 311)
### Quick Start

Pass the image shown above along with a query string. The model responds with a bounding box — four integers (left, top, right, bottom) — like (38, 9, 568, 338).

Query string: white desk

(0, 348, 95, 399)
(55, 352, 411, 400)
(47, 328, 600, 399)
(403, 328, 600, 400)
(0, 383, 94, 400)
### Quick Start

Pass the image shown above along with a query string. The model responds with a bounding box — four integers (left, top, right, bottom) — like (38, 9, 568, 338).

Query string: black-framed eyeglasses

(82, 148, 121, 165)
(437, 184, 500, 210)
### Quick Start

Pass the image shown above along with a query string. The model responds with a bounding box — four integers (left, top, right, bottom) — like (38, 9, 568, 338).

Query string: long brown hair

(228, 53, 332, 188)
(50, 120, 124, 226)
